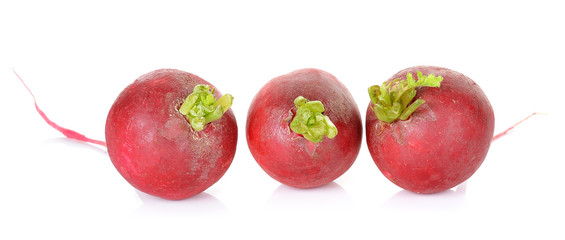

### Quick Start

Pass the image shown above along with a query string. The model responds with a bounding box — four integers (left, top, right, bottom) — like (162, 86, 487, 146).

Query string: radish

(366, 66, 495, 194)
(246, 68, 362, 188)
(17, 69, 237, 200)
(105, 69, 237, 200)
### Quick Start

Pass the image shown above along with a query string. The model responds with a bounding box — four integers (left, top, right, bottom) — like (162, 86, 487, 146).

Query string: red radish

(105, 69, 237, 200)
(246, 68, 362, 188)
(366, 66, 495, 194)
(16, 69, 237, 200)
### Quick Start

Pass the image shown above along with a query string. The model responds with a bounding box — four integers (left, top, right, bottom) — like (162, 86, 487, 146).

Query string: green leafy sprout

(179, 84, 233, 131)
(368, 71, 443, 123)
(289, 96, 338, 143)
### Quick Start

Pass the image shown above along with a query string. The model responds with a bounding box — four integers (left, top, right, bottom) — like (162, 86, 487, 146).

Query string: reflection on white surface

(382, 182, 467, 212)
(266, 182, 353, 212)
(132, 190, 228, 218)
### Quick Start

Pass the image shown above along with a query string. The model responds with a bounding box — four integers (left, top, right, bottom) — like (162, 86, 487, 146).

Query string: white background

(1, 0, 564, 239)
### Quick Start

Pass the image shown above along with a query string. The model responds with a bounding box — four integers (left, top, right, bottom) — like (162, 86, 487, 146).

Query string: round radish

(105, 69, 237, 200)
(366, 66, 495, 194)
(246, 68, 362, 188)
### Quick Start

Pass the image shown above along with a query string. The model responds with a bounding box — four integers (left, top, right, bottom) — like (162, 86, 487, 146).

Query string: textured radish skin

(366, 66, 494, 194)
(105, 69, 237, 200)
(246, 68, 362, 188)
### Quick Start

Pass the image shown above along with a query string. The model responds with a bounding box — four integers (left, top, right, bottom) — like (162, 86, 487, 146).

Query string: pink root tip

(14, 69, 107, 147)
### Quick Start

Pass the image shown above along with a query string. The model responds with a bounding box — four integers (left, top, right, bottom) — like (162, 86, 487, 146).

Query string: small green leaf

(294, 96, 308, 106)
(179, 94, 198, 115)
(214, 94, 234, 113)
(400, 99, 426, 120)
(179, 84, 233, 131)
(325, 116, 338, 139)
(289, 96, 338, 143)
(368, 71, 443, 123)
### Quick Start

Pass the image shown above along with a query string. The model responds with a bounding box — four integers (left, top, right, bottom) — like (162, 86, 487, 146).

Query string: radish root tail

(492, 112, 542, 141)
(14, 69, 107, 147)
